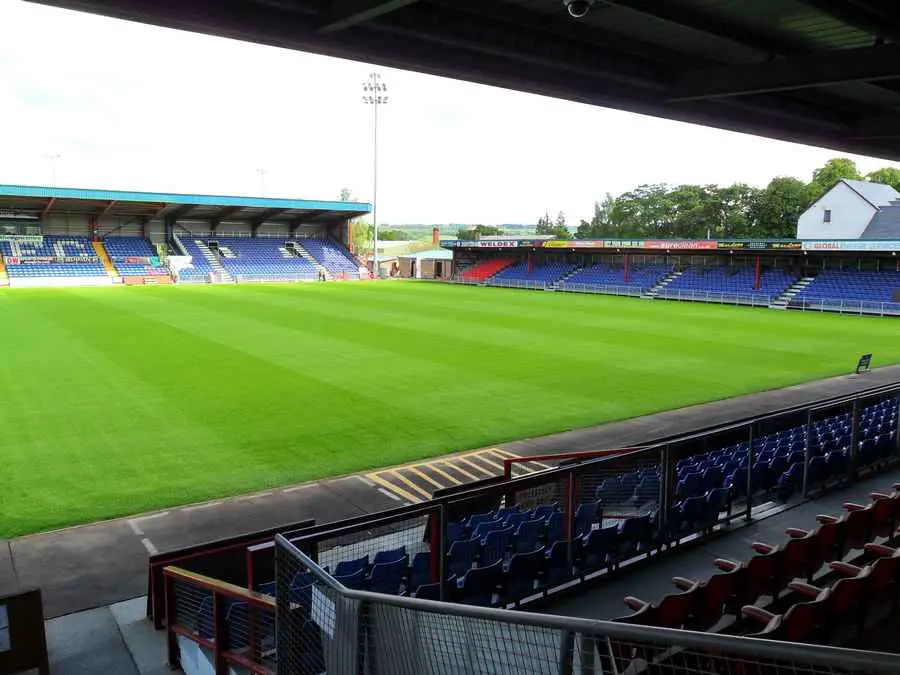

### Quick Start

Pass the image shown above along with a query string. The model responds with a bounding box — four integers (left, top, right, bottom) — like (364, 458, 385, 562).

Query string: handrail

(276, 535, 900, 672)
(164, 566, 275, 610)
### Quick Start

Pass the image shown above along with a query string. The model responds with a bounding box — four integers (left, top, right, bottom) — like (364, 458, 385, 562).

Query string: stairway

(171, 235, 188, 256)
(644, 269, 682, 297)
(771, 276, 814, 309)
(194, 240, 234, 283)
(0, 256, 7, 287)
(92, 241, 119, 277)
(551, 265, 584, 289)
(291, 241, 330, 279)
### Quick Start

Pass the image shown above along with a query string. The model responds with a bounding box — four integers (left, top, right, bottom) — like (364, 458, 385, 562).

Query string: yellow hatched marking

(367, 473, 424, 504)
(439, 460, 479, 482)
(456, 457, 495, 477)
(511, 464, 537, 476)
(406, 466, 445, 490)
(473, 452, 506, 472)
(422, 463, 461, 486)
(385, 469, 432, 499)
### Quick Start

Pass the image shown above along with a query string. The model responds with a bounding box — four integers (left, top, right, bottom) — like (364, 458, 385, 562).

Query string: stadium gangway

(272, 534, 900, 675)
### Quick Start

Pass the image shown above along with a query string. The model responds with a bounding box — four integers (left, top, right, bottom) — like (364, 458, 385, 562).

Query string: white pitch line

(377, 487, 403, 502)
(237, 492, 273, 501)
(183, 501, 222, 512)
(132, 511, 170, 523)
(354, 475, 375, 486)
(127, 520, 144, 536)
(141, 538, 159, 555)
(282, 483, 318, 494)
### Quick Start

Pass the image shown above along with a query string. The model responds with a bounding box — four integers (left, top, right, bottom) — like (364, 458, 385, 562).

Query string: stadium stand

(559, 262, 672, 293)
(792, 269, 900, 312)
(0, 235, 110, 285)
(662, 265, 797, 300)
(175, 238, 219, 283)
(253, 398, 896, 607)
(102, 236, 169, 277)
(487, 261, 577, 287)
(459, 258, 514, 282)
(297, 238, 361, 278)
(210, 238, 319, 282)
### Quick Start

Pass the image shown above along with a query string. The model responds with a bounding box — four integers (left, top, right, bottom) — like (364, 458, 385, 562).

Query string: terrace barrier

(274, 534, 900, 675)
(788, 297, 900, 317)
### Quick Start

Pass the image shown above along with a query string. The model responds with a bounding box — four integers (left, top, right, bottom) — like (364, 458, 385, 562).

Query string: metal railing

(555, 282, 646, 296)
(485, 279, 552, 290)
(275, 534, 900, 675)
(789, 297, 900, 317)
(654, 288, 774, 306)
(164, 566, 276, 674)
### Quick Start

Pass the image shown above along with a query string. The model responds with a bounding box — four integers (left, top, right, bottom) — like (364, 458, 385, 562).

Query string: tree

(866, 167, 900, 192)
(378, 229, 406, 241)
(535, 211, 570, 238)
(750, 176, 812, 238)
(351, 220, 373, 255)
(339, 187, 354, 202)
(535, 212, 554, 235)
(810, 158, 861, 198)
(457, 224, 503, 240)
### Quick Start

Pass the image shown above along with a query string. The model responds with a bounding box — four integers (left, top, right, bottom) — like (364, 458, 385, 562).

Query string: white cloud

(1, 0, 898, 226)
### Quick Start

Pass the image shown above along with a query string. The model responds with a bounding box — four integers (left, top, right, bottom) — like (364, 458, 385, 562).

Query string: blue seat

(574, 500, 601, 537)
(446, 521, 466, 542)
(481, 525, 514, 567)
(676, 472, 702, 499)
(619, 515, 652, 557)
(776, 462, 804, 500)
(225, 602, 249, 649)
(447, 538, 480, 577)
(505, 547, 545, 598)
(467, 512, 496, 532)
(368, 557, 408, 594)
(410, 551, 432, 590)
(413, 581, 442, 600)
(515, 518, 545, 554)
(457, 560, 503, 605)
(727, 467, 749, 499)
(473, 520, 504, 540)
(334, 555, 368, 577)
(373, 546, 406, 566)
(705, 487, 729, 526)
(546, 512, 564, 542)
(580, 525, 617, 571)
(504, 512, 531, 530)
(676, 496, 707, 533)
(632, 473, 660, 504)
(544, 540, 571, 585)
(334, 568, 366, 590)
(532, 504, 557, 521)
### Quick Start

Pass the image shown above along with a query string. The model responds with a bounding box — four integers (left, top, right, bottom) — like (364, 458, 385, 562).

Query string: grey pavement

(1, 365, 898, 620)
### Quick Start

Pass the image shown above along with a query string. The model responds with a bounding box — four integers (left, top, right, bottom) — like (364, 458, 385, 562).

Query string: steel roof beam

(40, 197, 57, 218)
(602, 0, 800, 57)
(213, 206, 244, 222)
(319, 0, 418, 34)
(670, 43, 900, 101)
(795, 0, 900, 42)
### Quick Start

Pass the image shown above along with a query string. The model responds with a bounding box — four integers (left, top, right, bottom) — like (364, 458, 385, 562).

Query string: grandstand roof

(32, 0, 900, 161)
(0, 184, 370, 223)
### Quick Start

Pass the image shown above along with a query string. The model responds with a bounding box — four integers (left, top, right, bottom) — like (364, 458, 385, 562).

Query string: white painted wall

(797, 182, 876, 239)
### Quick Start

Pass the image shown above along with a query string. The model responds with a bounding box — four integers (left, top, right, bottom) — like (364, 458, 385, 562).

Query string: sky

(2, 1, 900, 226)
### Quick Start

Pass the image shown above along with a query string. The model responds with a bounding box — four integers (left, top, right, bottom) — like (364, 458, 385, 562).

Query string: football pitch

(2, 281, 899, 537)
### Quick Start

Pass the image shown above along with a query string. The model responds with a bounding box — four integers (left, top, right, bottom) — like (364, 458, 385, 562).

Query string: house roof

(840, 179, 900, 209)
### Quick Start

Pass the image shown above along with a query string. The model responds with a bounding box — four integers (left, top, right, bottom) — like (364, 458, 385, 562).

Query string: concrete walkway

(1, 366, 898, 620)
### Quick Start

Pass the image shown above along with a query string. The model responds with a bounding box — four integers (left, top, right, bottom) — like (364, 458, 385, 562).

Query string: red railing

(164, 566, 276, 675)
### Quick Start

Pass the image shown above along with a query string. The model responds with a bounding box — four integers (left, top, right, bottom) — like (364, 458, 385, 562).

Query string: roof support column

(89, 215, 99, 242)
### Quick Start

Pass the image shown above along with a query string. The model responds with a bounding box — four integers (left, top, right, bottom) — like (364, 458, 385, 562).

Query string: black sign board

(856, 354, 872, 375)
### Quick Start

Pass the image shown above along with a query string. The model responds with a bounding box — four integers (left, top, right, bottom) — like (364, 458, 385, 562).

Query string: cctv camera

(563, 0, 595, 18)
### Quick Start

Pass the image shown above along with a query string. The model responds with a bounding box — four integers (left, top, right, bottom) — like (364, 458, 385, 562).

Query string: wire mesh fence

(275, 535, 900, 675)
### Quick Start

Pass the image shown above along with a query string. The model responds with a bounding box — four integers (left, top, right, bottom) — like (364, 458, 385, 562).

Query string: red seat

(790, 573, 869, 642)
(674, 566, 744, 630)
(818, 501, 874, 552)
(615, 584, 698, 629)
(833, 543, 900, 623)
(755, 528, 816, 583)
(866, 490, 900, 540)
(718, 542, 785, 603)
(742, 585, 828, 642)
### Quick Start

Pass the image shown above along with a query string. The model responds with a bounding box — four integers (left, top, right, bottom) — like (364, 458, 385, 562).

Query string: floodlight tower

(362, 72, 388, 277)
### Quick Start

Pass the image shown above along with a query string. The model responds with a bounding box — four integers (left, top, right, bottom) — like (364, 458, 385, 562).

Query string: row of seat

(614, 484, 900, 644)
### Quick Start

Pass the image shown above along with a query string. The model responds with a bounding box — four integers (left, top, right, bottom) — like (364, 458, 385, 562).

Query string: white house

(796, 179, 900, 239)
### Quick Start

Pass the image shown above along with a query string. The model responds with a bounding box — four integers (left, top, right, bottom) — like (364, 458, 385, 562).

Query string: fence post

(802, 409, 813, 497)
(213, 591, 227, 675)
(164, 572, 180, 670)
(558, 630, 576, 675)
(565, 472, 577, 569)
(745, 424, 754, 523)
(849, 399, 861, 480)
(894, 393, 900, 457)
(437, 504, 447, 601)
(659, 444, 674, 546)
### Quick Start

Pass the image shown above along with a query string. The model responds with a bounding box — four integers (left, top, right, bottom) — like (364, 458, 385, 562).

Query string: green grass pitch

(1, 281, 899, 537)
